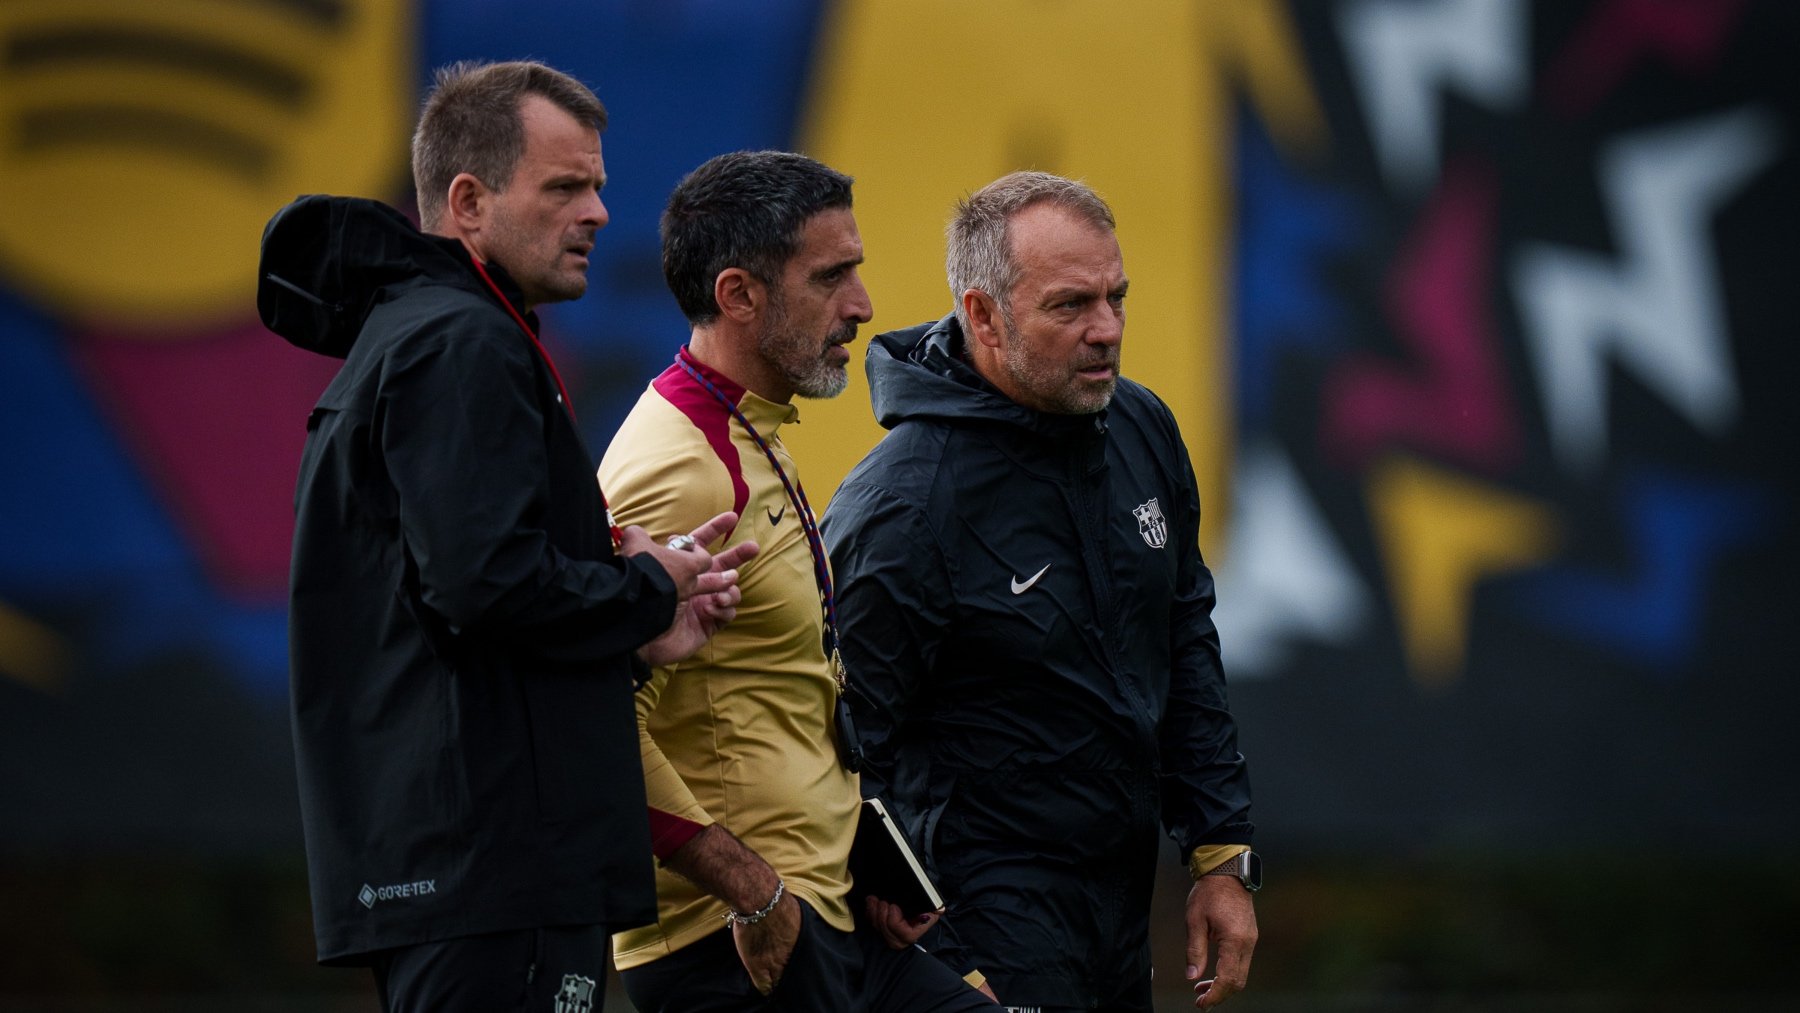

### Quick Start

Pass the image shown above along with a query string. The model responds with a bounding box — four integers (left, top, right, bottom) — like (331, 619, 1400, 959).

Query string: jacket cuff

(1188, 843, 1251, 881)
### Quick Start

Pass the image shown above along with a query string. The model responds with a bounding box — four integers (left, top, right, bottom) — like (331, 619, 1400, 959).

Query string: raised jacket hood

(257, 194, 477, 358)
(865, 313, 1107, 440)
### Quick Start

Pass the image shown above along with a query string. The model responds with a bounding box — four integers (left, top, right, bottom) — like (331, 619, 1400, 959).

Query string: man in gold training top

(598, 150, 996, 1012)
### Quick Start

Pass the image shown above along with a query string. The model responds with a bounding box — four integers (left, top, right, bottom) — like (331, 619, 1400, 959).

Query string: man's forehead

(795, 207, 863, 261)
(519, 95, 602, 162)
(1010, 205, 1122, 282)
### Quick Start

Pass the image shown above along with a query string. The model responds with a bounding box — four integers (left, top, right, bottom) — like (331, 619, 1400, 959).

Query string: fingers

(750, 965, 776, 996)
(865, 896, 908, 949)
(688, 511, 740, 547)
(1186, 879, 1258, 1007)
(865, 896, 900, 949)
(691, 570, 742, 598)
(617, 524, 655, 556)
(620, 526, 711, 593)
(900, 909, 941, 947)
(1207, 932, 1255, 1004)
(660, 544, 717, 596)
(1184, 886, 1211, 982)
(863, 895, 939, 949)
(1193, 972, 1243, 1008)
(712, 539, 760, 571)
(689, 589, 740, 628)
(734, 894, 801, 996)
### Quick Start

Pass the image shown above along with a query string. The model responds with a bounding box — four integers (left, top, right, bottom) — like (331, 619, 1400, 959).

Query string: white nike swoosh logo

(1010, 564, 1051, 594)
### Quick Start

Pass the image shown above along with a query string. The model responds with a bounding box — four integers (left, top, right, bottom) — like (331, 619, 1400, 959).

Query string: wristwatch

(1203, 851, 1262, 892)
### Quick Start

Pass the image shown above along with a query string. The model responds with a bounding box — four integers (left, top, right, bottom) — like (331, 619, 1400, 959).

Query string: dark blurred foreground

(4, 850, 1796, 1012)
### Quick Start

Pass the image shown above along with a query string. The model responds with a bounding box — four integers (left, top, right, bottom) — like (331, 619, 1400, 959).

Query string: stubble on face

(996, 304, 1120, 414)
(985, 203, 1125, 415)
(487, 207, 593, 305)
(758, 289, 855, 400)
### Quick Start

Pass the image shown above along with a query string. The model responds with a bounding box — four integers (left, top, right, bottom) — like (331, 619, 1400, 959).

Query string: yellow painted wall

(790, 0, 1321, 557)
(0, 0, 411, 329)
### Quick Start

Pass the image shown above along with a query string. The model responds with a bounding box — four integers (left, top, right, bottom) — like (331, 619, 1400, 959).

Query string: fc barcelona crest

(1132, 498, 1167, 549)
(555, 974, 597, 1013)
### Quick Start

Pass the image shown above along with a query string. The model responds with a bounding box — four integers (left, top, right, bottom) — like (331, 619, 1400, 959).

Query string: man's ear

(445, 172, 490, 234)
(714, 267, 764, 325)
(962, 289, 1006, 349)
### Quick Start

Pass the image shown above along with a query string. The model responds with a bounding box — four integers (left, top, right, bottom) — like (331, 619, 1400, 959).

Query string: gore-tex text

(358, 879, 437, 908)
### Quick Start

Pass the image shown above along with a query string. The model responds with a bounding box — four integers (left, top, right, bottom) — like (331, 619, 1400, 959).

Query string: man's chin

(795, 365, 850, 400)
(541, 277, 589, 305)
(1062, 378, 1116, 414)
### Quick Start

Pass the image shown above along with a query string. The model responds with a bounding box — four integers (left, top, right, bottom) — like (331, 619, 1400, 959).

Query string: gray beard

(759, 300, 851, 400)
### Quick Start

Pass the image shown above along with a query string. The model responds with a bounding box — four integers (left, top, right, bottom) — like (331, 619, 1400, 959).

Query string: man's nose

(1088, 303, 1123, 345)
(584, 190, 609, 230)
(846, 273, 873, 323)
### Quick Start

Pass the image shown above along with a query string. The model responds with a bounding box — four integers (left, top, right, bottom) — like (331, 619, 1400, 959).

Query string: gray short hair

(411, 60, 607, 231)
(946, 171, 1115, 333)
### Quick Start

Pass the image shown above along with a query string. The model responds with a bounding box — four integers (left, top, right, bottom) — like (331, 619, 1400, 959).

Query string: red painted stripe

(652, 348, 750, 520)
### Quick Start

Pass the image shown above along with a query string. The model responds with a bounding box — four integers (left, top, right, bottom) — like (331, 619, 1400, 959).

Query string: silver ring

(665, 534, 697, 552)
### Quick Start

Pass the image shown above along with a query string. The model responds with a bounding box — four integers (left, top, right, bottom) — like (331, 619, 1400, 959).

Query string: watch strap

(1188, 844, 1250, 882)
(1202, 854, 1247, 878)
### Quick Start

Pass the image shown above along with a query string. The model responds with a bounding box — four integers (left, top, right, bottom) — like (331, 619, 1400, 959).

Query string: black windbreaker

(821, 315, 1253, 1007)
(258, 195, 676, 963)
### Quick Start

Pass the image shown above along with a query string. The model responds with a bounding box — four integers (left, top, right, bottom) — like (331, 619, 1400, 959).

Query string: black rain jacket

(821, 315, 1253, 1007)
(258, 195, 675, 963)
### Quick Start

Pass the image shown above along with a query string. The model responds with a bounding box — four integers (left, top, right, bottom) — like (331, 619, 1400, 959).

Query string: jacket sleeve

(821, 480, 954, 838)
(379, 323, 676, 664)
(1158, 422, 1254, 858)
(635, 665, 715, 857)
(825, 479, 982, 977)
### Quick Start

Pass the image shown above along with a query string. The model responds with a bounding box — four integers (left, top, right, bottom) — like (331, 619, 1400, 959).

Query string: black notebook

(849, 797, 944, 919)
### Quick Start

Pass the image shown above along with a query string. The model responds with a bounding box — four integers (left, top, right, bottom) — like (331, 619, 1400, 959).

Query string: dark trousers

(621, 900, 994, 1013)
(371, 924, 611, 1013)
(993, 963, 1154, 1013)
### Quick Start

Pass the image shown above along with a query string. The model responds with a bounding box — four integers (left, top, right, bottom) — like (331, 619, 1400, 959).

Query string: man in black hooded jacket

(257, 60, 753, 1011)
(822, 172, 1258, 1012)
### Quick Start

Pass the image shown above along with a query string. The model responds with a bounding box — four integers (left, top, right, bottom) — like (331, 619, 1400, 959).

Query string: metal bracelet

(723, 878, 785, 926)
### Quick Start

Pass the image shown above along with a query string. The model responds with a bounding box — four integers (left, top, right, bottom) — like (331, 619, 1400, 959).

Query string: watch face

(1243, 852, 1263, 892)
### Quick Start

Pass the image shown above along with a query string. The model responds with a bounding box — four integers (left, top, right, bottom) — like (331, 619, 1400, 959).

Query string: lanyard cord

(468, 257, 624, 550)
(674, 354, 844, 685)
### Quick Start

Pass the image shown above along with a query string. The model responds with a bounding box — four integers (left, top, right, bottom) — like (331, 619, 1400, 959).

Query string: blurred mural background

(3, 0, 1797, 1009)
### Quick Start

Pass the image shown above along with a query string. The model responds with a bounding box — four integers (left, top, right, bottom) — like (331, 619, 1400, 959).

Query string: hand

(661, 825, 798, 996)
(733, 891, 802, 995)
(863, 894, 941, 950)
(638, 580, 742, 667)
(1185, 876, 1258, 1008)
(626, 513, 759, 667)
(621, 511, 756, 602)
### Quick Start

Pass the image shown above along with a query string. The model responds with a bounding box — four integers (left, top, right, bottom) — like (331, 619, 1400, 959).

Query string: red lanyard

(469, 258, 624, 550)
(675, 353, 845, 688)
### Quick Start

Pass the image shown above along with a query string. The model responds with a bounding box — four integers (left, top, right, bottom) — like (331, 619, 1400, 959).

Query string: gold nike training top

(598, 348, 860, 969)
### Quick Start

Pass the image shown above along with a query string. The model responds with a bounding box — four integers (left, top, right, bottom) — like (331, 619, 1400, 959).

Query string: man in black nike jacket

(822, 172, 1258, 1012)
(258, 60, 754, 1011)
